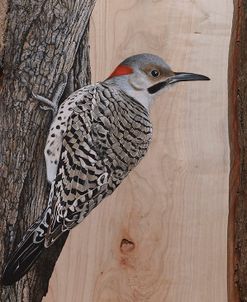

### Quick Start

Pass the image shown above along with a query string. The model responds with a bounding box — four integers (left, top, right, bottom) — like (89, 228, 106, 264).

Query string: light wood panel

(43, 1, 232, 301)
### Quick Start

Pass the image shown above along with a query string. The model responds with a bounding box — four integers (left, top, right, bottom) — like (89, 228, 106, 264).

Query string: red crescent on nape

(108, 65, 133, 79)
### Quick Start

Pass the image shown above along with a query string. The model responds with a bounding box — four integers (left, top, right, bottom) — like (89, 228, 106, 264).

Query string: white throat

(122, 85, 153, 110)
(104, 76, 153, 110)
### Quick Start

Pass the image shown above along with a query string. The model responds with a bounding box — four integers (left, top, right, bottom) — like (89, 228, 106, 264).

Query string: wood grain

(227, 1, 241, 300)
(43, 0, 232, 301)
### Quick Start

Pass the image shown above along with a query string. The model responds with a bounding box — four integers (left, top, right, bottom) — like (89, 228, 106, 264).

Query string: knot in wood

(120, 238, 135, 253)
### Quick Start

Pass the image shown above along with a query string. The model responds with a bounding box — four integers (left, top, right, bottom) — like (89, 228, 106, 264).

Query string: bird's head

(104, 53, 210, 109)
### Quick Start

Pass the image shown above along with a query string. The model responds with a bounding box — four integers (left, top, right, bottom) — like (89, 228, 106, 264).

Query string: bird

(2, 53, 210, 285)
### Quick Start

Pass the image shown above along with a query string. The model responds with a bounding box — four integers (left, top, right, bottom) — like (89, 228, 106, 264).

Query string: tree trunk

(228, 0, 247, 301)
(0, 1, 96, 301)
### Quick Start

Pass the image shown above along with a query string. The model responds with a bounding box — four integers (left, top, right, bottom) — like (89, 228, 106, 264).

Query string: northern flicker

(2, 53, 210, 285)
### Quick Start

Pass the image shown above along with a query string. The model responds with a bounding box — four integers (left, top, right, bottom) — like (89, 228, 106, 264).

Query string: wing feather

(43, 84, 152, 247)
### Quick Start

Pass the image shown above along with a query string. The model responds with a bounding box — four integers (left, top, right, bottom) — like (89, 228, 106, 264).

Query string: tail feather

(2, 215, 47, 285)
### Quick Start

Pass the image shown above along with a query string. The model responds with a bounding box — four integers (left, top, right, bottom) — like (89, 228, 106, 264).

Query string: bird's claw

(32, 91, 58, 117)
(40, 105, 54, 112)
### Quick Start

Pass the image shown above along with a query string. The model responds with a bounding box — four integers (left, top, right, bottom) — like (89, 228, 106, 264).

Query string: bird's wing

(44, 87, 90, 183)
(44, 88, 126, 246)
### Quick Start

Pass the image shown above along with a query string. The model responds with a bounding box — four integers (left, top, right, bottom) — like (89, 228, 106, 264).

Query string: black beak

(148, 72, 210, 94)
(170, 72, 210, 84)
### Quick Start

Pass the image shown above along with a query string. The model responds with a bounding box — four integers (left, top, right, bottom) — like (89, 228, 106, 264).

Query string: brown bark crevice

(0, 1, 96, 301)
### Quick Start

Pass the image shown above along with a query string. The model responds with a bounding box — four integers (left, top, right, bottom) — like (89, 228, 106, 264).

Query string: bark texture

(0, 0, 96, 301)
(228, 0, 247, 301)
(0, 0, 8, 66)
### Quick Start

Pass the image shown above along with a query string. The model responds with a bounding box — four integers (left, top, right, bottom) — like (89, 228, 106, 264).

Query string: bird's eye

(150, 69, 160, 77)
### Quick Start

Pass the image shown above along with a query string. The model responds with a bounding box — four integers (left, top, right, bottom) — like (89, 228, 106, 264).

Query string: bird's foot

(32, 73, 68, 118)
(32, 92, 58, 117)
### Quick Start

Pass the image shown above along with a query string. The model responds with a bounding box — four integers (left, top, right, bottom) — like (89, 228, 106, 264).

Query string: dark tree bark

(0, 0, 96, 301)
(228, 0, 247, 301)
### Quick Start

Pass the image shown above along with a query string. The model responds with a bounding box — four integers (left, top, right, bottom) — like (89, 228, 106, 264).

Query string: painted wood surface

(43, 1, 232, 301)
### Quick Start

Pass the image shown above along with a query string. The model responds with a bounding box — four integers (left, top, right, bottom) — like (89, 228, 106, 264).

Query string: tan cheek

(150, 75, 163, 82)
(148, 74, 168, 83)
